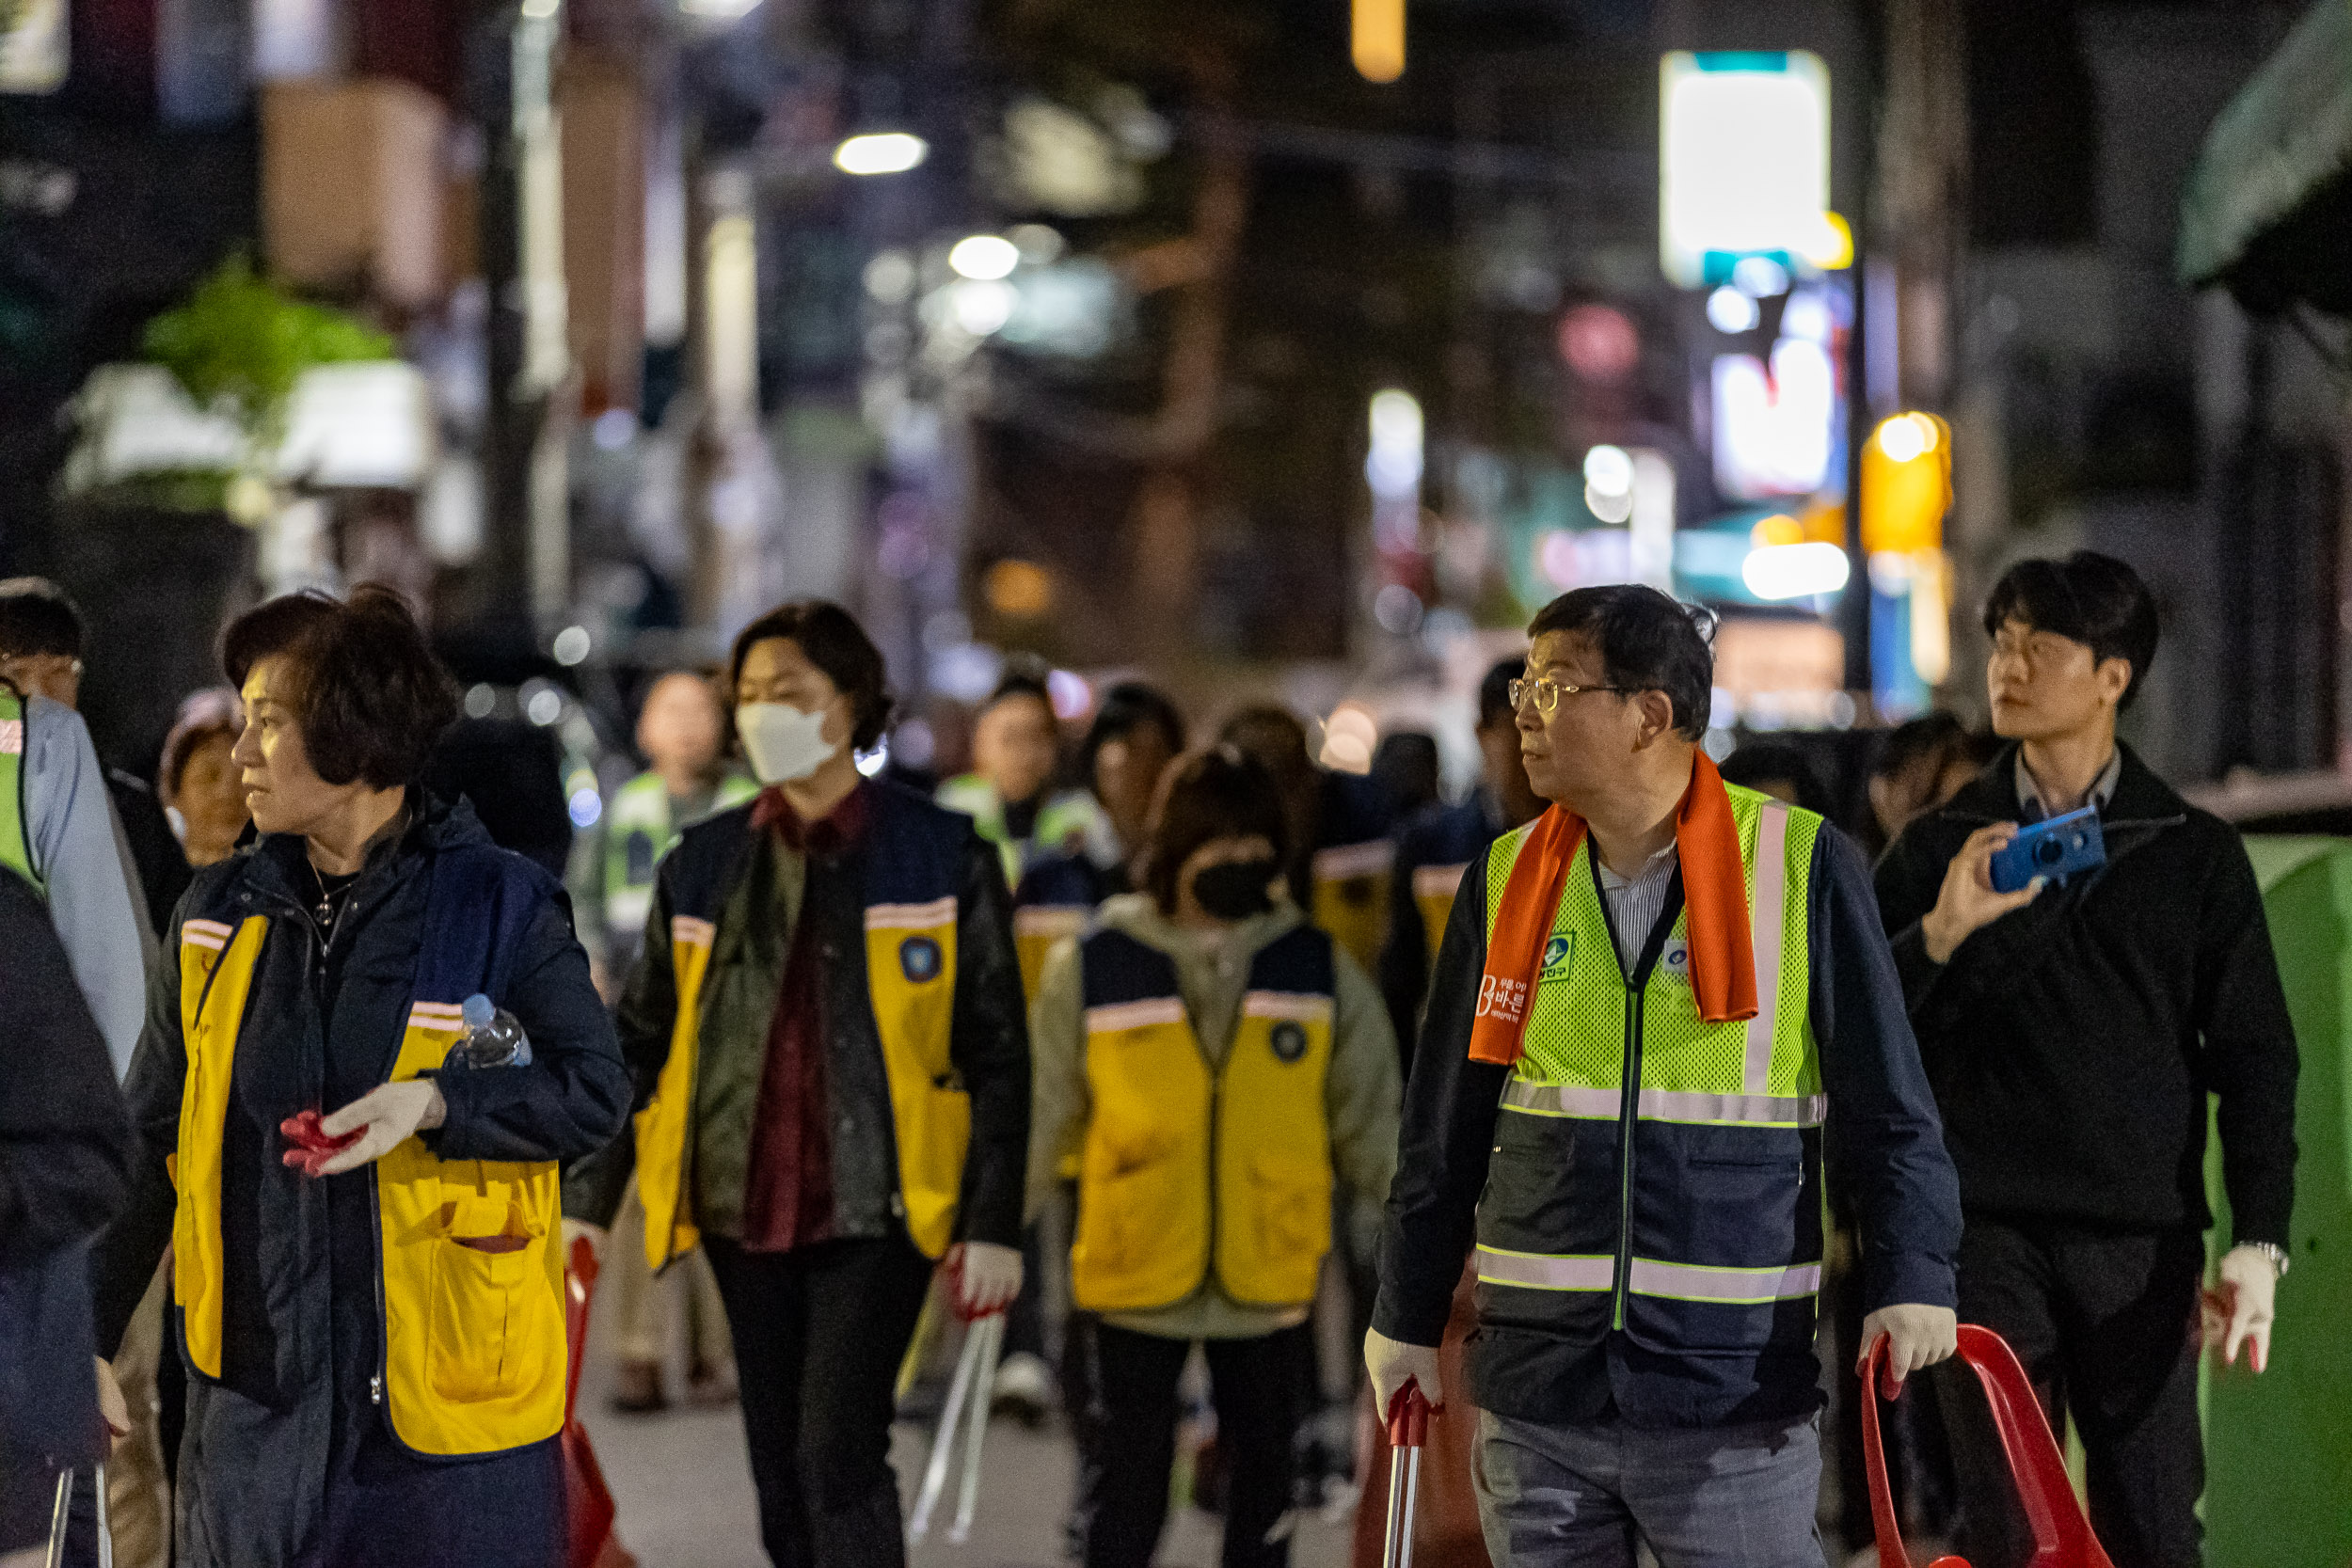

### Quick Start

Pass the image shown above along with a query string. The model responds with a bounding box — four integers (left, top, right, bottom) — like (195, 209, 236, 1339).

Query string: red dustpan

(564, 1238, 638, 1568)
(1861, 1323, 2114, 1568)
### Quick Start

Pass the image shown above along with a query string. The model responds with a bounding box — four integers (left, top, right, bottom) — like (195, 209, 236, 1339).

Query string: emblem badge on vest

(1540, 932, 1574, 978)
(1661, 939, 1689, 981)
(900, 935, 945, 983)
(1270, 1021, 1309, 1064)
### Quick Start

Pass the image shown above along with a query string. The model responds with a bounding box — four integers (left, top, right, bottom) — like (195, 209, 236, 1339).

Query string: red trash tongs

(1862, 1323, 2115, 1568)
(1379, 1379, 1434, 1568)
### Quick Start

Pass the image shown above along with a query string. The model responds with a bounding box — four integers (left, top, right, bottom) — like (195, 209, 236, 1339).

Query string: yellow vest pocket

(426, 1196, 555, 1406)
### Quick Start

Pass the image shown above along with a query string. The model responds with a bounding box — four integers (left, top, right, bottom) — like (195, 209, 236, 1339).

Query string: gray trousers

(1474, 1409, 1827, 1568)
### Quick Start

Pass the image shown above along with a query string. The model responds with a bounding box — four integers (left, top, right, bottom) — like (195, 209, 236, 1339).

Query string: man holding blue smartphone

(1874, 552, 2298, 1568)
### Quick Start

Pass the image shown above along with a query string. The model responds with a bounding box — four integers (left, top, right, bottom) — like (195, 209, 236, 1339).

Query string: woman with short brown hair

(89, 585, 628, 1568)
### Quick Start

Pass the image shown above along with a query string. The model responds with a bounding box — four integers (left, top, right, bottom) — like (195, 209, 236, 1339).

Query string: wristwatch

(2241, 1241, 2291, 1278)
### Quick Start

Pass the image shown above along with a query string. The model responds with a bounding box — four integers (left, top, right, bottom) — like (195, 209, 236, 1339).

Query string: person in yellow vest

(567, 666, 755, 1414)
(1366, 585, 1963, 1567)
(86, 585, 630, 1568)
(1029, 745, 1400, 1568)
(1217, 705, 1397, 978)
(564, 599, 1029, 1568)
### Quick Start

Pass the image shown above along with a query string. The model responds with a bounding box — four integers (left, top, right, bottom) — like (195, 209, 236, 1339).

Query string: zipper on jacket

(1611, 984, 1641, 1332)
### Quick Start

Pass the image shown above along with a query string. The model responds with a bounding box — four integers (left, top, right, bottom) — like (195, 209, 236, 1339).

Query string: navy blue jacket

(0, 868, 130, 1554)
(1373, 821, 1961, 1429)
(88, 796, 627, 1568)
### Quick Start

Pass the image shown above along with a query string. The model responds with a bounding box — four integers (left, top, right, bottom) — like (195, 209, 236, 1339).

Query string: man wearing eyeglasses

(1874, 553, 2296, 1568)
(1366, 584, 1961, 1566)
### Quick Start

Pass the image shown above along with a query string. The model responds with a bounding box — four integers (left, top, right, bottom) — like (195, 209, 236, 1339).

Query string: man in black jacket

(1875, 552, 2297, 1568)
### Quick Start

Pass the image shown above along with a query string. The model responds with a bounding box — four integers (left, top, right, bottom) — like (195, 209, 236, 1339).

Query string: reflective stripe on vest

(1070, 930, 1335, 1313)
(634, 889, 969, 1272)
(0, 690, 40, 895)
(1499, 1078, 1827, 1129)
(1472, 789, 1828, 1345)
(171, 916, 565, 1456)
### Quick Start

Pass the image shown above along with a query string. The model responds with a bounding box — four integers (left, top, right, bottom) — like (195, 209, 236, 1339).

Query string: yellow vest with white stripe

(1471, 787, 1828, 1358)
(173, 896, 566, 1457)
(631, 790, 973, 1271)
(1070, 924, 1337, 1313)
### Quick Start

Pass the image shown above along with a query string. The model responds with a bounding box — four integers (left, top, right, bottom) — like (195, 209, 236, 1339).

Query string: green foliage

(141, 258, 393, 445)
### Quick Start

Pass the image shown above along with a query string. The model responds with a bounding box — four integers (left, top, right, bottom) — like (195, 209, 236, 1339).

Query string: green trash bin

(2201, 837, 2352, 1568)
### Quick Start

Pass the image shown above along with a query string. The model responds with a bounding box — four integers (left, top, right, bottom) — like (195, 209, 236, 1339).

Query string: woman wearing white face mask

(563, 600, 1031, 1568)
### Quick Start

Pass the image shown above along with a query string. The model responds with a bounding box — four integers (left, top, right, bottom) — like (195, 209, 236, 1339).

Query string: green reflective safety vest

(602, 770, 758, 940)
(936, 775, 1105, 894)
(0, 689, 41, 895)
(1472, 786, 1828, 1362)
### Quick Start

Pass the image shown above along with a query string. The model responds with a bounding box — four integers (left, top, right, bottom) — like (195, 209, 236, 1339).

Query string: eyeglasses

(1508, 676, 1631, 714)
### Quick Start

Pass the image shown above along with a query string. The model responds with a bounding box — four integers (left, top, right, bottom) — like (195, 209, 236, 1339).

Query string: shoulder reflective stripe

(1311, 840, 1391, 881)
(671, 915, 716, 948)
(1500, 1080, 1622, 1119)
(1085, 997, 1186, 1033)
(1014, 905, 1089, 938)
(180, 919, 232, 952)
(1743, 800, 1790, 1095)
(866, 896, 959, 930)
(1412, 862, 1469, 899)
(1627, 1258, 1821, 1304)
(1498, 1079, 1825, 1126)
(408, 1002, 465, 1030)
(0, 719, 19, 754)
(1240, 990, 1333, 1022)
(1472, 1245, 1615, 1291)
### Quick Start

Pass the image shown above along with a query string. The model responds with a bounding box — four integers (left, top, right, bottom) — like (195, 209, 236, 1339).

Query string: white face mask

(736, 703, 838, 784)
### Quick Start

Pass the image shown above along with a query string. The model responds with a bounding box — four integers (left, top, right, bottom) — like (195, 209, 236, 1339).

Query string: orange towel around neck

(1467, 752, 1758, 1067)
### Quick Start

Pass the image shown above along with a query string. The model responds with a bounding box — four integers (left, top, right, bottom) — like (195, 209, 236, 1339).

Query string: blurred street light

(1706, 286, 1759, 332)
(834, 133, 929, 176)
(948, 234, 1021, 280)
(1352, 0, 1405, 84)
(1742, 541, 1851, 600)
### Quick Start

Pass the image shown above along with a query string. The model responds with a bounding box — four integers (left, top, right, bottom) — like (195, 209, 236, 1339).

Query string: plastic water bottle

(447, 993, 532, 1069)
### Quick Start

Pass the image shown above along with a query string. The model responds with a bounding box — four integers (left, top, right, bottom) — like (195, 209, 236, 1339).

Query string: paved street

(576, 1297, 1358, 1568)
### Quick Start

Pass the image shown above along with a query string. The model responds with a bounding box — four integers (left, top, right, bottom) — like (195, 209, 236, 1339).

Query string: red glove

(280, 1109, 362, 1177)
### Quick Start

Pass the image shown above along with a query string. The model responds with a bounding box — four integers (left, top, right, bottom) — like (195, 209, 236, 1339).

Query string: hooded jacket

(87, 795, 628, 1568)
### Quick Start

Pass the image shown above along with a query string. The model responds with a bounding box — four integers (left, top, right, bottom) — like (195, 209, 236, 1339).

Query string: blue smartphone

(1988, 805, 2106, 894)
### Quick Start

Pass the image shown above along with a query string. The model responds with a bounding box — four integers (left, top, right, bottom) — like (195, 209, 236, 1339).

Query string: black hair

(1142, 744, 1292, 914)
(1869, 711, 1971, 784)
(1080, 681, 1188, 784)
(0, 578, 86, 660)
(1526, 585, 1715, 741)
(1718, 739, 1833, 818)
(1216, 705, 1312, 779)
(728, 600, 894, 752)
(219, 585, 459, 790)
(981, 665, 1055, 719)
(1477, 657, 1522, 731)
(1980, 551, 2159, 706)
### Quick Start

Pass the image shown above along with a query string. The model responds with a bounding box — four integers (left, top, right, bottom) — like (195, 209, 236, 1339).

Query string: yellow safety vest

(1069, 925, 1337, 1313)
(631, 791, 974, 1271)
(173, 914, 564, 1457)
